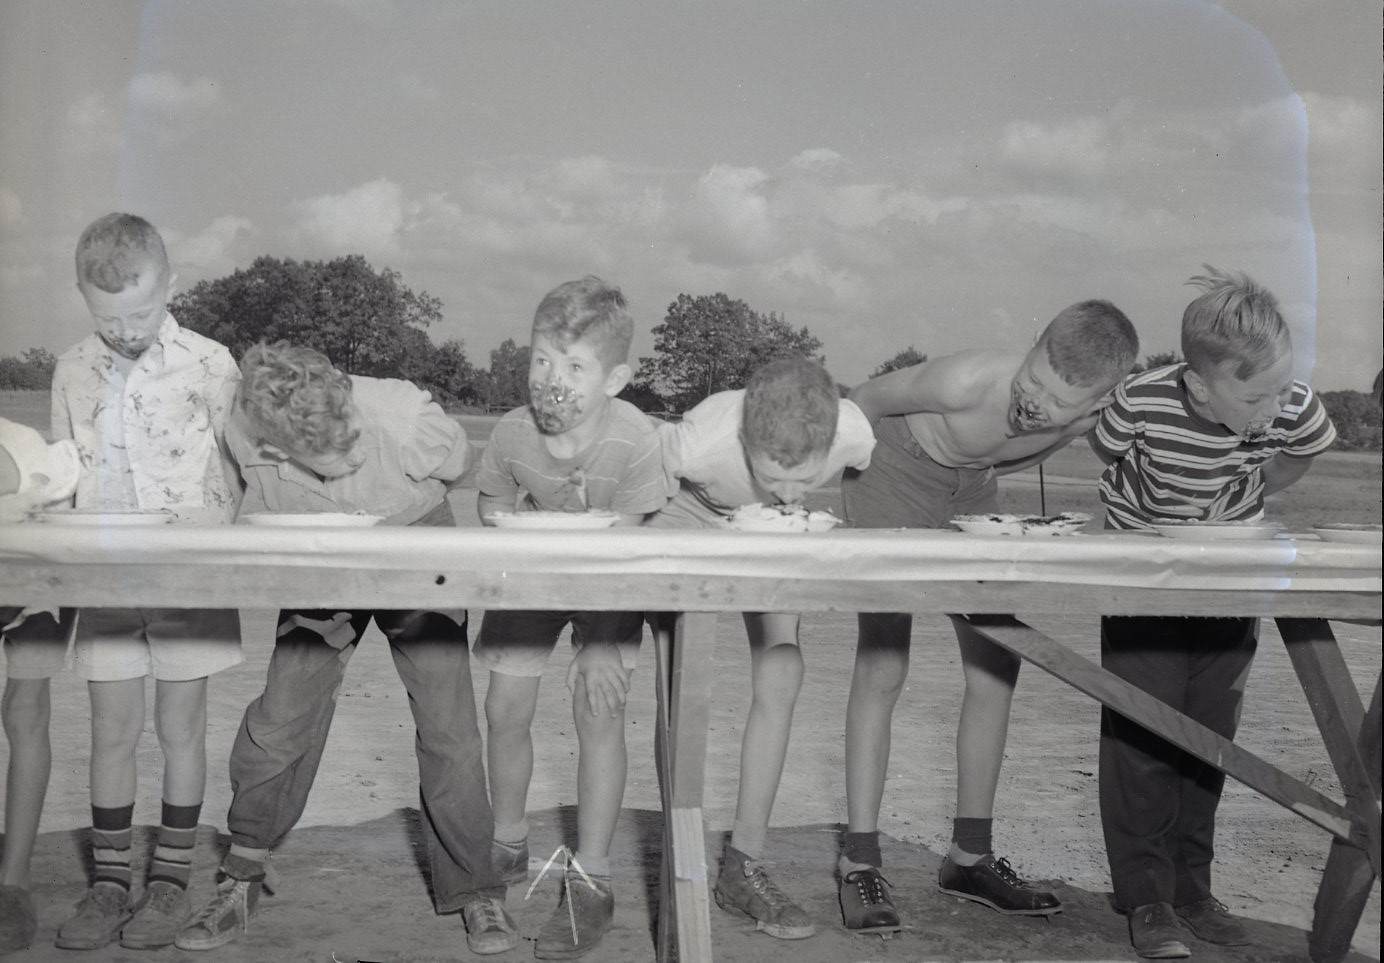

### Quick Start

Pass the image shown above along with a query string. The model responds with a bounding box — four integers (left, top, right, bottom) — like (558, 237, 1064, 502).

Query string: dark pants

(226, 606, 502, 910)
(1099, 615, 1258, 911)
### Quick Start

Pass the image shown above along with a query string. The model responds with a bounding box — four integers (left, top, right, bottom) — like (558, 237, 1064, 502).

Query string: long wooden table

(0, 524, 1379, 962)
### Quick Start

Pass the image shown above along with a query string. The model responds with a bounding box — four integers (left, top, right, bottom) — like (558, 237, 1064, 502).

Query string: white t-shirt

(654, 389, 875, 527)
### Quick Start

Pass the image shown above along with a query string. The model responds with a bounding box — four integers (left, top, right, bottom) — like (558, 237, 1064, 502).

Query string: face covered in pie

(528, 335, 627, 435)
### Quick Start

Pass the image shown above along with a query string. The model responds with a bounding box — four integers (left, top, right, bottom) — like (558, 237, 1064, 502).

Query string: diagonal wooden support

(1306, 673, 1382, 963)
(956, 614, 1356, 840)
(1276, 618, 1381, 872)
(652, 611, 717, 963)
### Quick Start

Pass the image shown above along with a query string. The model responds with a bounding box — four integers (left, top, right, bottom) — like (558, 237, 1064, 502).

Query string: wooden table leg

(653, 611, 718, 963)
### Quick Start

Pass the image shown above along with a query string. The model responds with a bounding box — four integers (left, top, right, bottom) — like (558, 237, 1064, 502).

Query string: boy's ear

(164, 271, 179, 299)
(259, 441, 292, 463)
(1183, 367, 1211, 404)
(603, 362, 632, 397)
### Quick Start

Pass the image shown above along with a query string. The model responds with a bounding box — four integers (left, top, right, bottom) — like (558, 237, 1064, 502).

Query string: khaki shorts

(474, 609, 643, 677)
(70, 608, 242, 682)
(1, 609, 77, 680)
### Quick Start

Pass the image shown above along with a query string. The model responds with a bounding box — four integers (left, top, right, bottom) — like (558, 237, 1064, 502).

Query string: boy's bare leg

(571, 675, 627, 873)
(484, 672, 542, 839)
(89, 678, 147, 808)
(154, 677, 209, 805)
(844, 613, 913, 837)
(731, 612, 804, 857)
(952, 623, 1020, 825)
(1, 678, 51, 889)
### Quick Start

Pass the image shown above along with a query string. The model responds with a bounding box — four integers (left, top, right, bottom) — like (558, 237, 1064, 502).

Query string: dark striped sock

(91, 803, 135, 891)
(149, 802, 202, 890)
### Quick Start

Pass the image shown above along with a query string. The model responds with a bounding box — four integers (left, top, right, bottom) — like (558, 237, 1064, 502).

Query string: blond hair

(1180, 265, 1290, 380)
(238, 342, 359, 455)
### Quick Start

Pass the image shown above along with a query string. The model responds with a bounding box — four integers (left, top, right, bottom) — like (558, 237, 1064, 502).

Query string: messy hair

(1180, 265, 1290, 381)
(531, 275, 634, 369)
(238, 341, 359, 455)
(74, 213, 170, 293)
(741, 357, 838, 468)
(1039, 300, 1139, 389)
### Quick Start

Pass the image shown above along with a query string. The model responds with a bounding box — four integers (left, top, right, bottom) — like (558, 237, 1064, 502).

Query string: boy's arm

(1261, 452, 1316, 496)
(476, 491, 511, 525)
(848, 354, 985, 423)
(992, 393, 1116, 476)
(209, 360, 245, 511)
(404, 389, 471, 484)
(991, 435, 1081, 476)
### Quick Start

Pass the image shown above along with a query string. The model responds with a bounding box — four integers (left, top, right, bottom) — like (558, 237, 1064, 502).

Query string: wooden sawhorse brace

(961, 614, 1382, 963)
(652, 611, 719, 962)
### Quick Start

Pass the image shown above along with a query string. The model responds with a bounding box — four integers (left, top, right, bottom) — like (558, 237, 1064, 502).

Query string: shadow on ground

(5, 807, 1370, 962)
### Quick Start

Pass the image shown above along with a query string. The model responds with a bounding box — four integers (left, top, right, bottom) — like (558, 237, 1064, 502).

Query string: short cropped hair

(1180, 266, 1290, 381)
(741, 357, 838, 468)
(74, 213, 170, 293)
(1039, 300, 1139, 389)
(238, 341, 359, 455)
(531, 276, 634, 370)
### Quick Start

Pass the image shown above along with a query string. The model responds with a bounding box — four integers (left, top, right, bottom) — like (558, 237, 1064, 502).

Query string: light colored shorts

(474, 609, 643, 678)
(70, 608, 243, 682)
(2, 608, 77, 680)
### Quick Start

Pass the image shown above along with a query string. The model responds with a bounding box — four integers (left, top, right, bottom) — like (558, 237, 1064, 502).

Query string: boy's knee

(485, 693, 537, 736)
(2, 679, 52, 738)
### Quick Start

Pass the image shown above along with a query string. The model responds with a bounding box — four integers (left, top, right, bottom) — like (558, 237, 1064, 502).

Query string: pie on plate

(242, 512, 385, 528)
(727, 503, 841, 533)
(951, 512, 1090, 536)
(1150, 520, 1281, 540)
(1312, 523, 1382, 545)
(486, 510, 620, 530)
(36, 509, 175, 527)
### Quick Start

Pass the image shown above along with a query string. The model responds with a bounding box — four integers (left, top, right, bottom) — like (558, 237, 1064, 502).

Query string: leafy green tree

(484, 338, 531, 411)
(171, 254, 442, 377)
(1320, 390, 1383, 451)
(633, 292, 824, 412)
(0, 347, 57, 390)
(870, 347, 927, 378)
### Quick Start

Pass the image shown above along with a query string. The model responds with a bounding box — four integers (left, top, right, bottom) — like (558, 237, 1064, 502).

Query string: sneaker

(121, 880, 191, 948)
(1129, 901, 1191, 958)
(1176, 896, 1249, 945)
(937, 854, 1061, 916)
(460, 895, 520, 956)
(0, 885, 37, 954)
(534, 869, 615, 960)
(173, 875, 265, 951)
(492, 837, 530, 887)
(54, 881, 133, 950)
(839, 867, 901, 934)
(713, 850, 815, 940)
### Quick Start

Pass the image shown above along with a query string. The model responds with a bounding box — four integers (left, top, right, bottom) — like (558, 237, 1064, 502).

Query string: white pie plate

(1151, 522, 1281, 540)
(242, 512, 385, 528)
(486, 510, 620, 530)
(1312, 523, 1382, 545)
(951, 512, 1090, 536)
(36, 510, 175, 526)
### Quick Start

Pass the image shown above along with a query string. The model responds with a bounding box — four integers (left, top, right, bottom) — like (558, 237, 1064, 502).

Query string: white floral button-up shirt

(51, 314, 241, 520)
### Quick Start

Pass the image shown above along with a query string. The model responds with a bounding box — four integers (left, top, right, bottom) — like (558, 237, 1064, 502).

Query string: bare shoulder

(931, 349, 1024, 406)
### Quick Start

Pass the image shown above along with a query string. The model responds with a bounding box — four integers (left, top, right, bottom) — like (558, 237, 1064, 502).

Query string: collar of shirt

(226, 409, 337, 502)
(71, 313, 182, 375)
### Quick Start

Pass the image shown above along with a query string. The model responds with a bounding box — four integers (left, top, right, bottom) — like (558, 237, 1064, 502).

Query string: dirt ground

(2, 394, 1381, 961)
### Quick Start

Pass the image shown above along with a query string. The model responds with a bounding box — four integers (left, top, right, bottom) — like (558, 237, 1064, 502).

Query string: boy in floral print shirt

(47, 213, 243, 952)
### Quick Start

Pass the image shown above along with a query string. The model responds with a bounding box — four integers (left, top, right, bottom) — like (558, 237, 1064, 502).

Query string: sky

(1, 0, 1379, 390)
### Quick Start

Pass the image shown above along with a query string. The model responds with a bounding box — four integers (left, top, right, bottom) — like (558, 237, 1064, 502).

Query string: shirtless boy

(836, 301, 1139, 933)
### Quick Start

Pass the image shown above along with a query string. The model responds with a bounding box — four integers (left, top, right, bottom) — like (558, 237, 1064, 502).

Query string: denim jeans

(226, 607, 502, 910)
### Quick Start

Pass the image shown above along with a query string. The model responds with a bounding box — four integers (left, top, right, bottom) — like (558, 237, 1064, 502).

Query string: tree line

(0, 254, 1378, 448)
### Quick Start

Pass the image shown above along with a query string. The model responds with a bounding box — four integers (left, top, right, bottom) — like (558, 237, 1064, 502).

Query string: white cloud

(129, 72, 221, 118)
(1000, 116, 1112, 184)
(170, 215, 255, 277)
(789, 148, 845, 175)
(677, 164, 778, 266)
(0, 189, 24, 228)
(292, 179, 409, 260)
(64, 92, 121, 155)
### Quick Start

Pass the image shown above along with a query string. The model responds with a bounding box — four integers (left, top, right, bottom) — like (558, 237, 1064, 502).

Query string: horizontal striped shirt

(477, 398, 666, 515)
(1093, 364, 1336, 530)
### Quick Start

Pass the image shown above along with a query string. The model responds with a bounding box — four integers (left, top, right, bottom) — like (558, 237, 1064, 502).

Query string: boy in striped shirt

(1090, 267, 1336, 959)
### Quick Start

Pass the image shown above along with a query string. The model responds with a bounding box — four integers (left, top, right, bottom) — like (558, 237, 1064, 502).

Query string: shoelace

(745, 863, 794, 911)
(467, 898, 508, 933)
(143, 884, 185, 913)
(184, 879, 251, 935)
(988, 856, 1028, 888)
(525, 846, 601, 947)
(845, 869, 892, 905)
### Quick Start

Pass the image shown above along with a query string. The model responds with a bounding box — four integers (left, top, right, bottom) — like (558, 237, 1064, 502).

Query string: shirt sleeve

(399, 387, 469, 482)
(1091, 378, 1139, 461)
(1281, 385, 1337, 457)
(834, 399, 876, 471)
(204, 348, 240, 439)
(611, 428, 671, 515)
